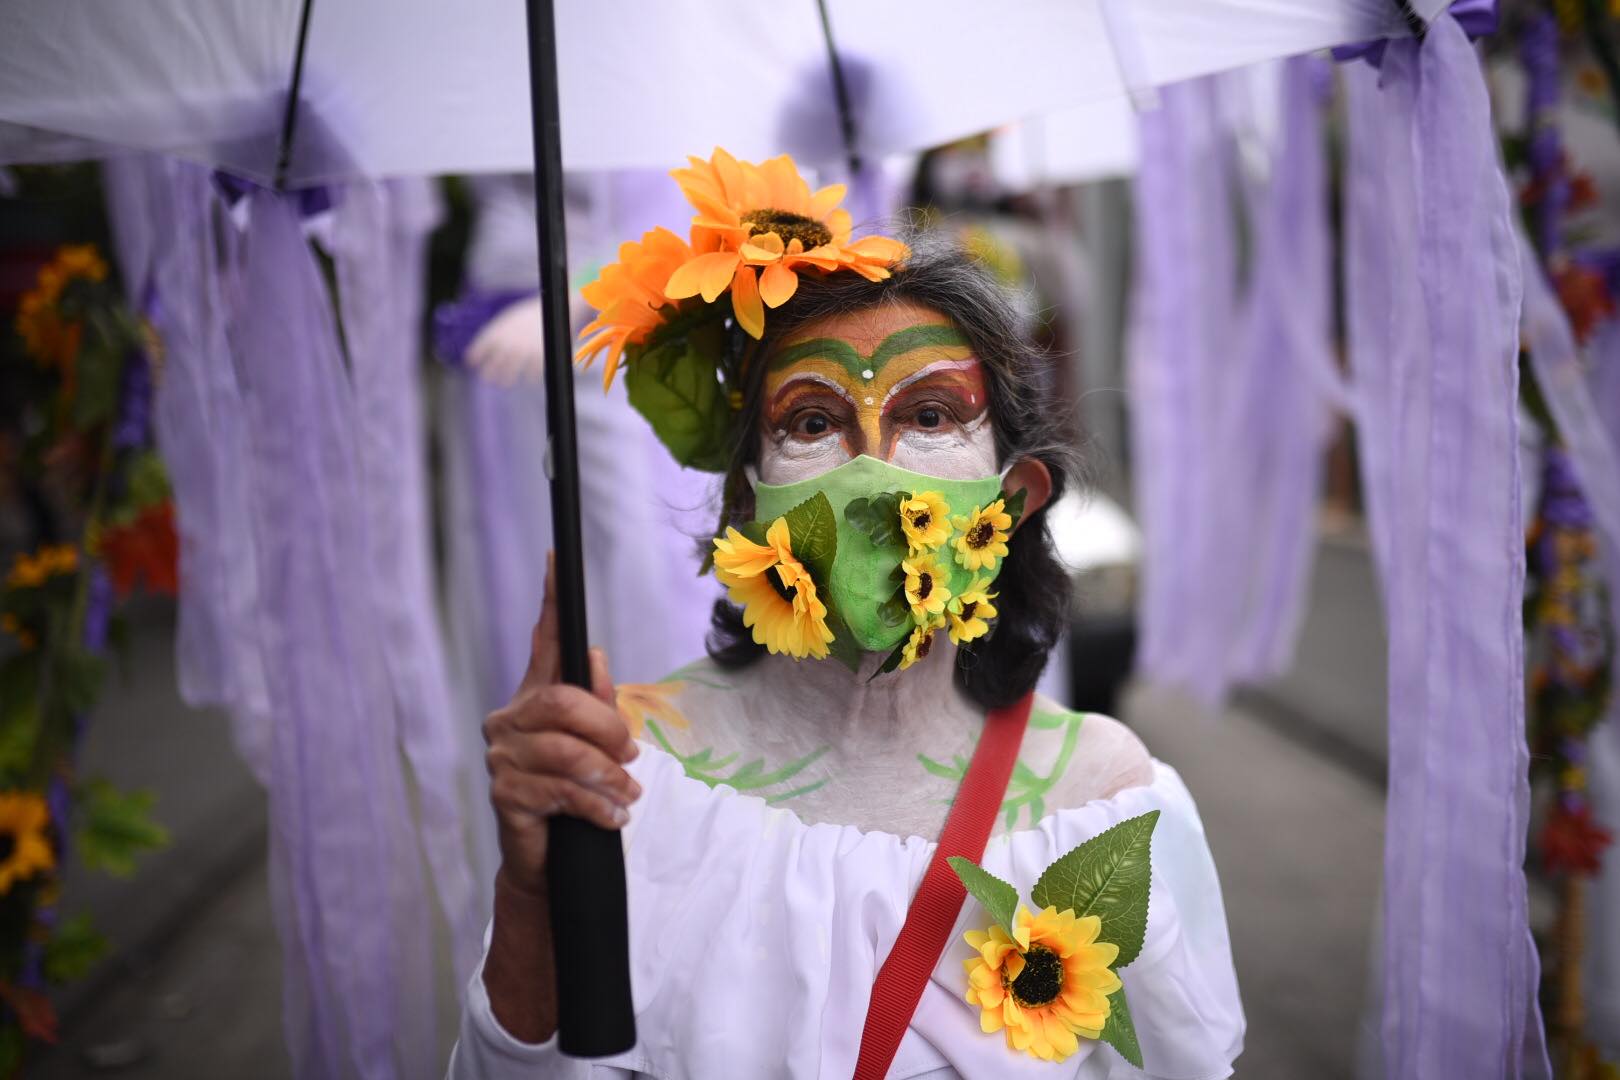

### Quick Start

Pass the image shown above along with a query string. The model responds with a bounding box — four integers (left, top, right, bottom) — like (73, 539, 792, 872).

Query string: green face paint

(753, 455, 1008, 653)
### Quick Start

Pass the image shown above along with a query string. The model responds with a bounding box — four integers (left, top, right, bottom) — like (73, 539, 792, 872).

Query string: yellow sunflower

(15, 245, 107, 370)
(0, 792, 55, 896)
(901, 554, 952, 622)
(712, 519, 835, 659)
(575, 225, 697, 389)
(946, 577, 999, 645)
(615, 681, 689, 738)
(664, 148, 909, 339)
(899, 491, 951, 555)
(898, 615, 945, 671)
(953, 499, 1013, 572)
(963, 905, 1122, 1063)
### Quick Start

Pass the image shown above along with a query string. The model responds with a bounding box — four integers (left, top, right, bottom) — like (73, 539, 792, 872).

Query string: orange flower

(663, 148, 909, 339)
(15, 245, 107, 372)
(575, 226, 696, 389)
(96, 501, 179, 598)
(615, 680, 689, 738)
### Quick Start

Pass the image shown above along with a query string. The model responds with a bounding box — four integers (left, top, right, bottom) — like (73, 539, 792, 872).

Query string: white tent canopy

(1, 0, 1443, 186)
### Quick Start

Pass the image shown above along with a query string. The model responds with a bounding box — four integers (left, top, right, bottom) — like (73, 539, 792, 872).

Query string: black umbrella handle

(523, 0, 636, 1057)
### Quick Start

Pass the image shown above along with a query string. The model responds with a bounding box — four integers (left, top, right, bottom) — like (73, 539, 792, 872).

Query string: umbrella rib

(814, 0, 862, 177)
(274, 0, 317, 190)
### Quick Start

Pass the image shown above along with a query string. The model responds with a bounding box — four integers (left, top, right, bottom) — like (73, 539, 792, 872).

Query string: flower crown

(573, 148, 910, 470)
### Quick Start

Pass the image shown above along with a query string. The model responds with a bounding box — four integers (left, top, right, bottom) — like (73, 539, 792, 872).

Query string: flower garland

(573, 148, 908, 471)
(0, 239, 175, 1071)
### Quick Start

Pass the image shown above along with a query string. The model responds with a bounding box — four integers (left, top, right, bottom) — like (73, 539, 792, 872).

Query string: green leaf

(868, 639, 908, 681)
(947, 857, 1019, 936)
(876, 589, 911, 628)
(624, 338, 732, 472)
(0, 700, 40, 778)
(844, 492, 905, 550)
(822, 612, 862, 673)
(1002, 487, 1029, 530)
(122, 451, 171, 512)
(43, 913, 107, 983)
(1030, 810, 1158, 968)
(71, 341, 123, 430)
(76, 780, 169, 877)
(782, 491, 838, 587)
(1098, 983, 1142, 1068)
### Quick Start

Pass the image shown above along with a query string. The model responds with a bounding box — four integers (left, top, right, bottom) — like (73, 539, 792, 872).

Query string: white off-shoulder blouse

(449, 741, 1244, 1079)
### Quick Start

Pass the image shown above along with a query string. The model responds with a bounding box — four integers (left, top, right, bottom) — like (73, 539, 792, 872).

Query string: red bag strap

(851, 691, 1034, 1080)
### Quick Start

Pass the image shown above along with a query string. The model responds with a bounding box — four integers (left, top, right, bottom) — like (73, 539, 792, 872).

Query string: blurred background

(0, 1, 1617, 1078)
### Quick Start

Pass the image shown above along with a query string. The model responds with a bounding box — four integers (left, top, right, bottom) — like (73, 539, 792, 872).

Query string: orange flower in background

(664, 148, 909, 338)
(576, 226, 696, 389)
(95, 501, 179, 598)
(0, 792, 54, 897)
(14, 244, 108, 373)
(615, 680, 689, 738)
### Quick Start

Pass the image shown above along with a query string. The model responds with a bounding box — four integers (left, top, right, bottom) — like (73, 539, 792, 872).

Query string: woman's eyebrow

(881, 359, 987, 410)
(769, 324, 969, 380)
(766, 371, 857, 413)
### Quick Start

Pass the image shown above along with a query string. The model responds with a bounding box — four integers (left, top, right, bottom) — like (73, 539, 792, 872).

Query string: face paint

(759, 322, 996, 484)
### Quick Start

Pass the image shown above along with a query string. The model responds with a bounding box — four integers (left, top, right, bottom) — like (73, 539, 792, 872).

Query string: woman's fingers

(588, 646, 615, 708)
(487, 684, 636, 762)
(490, 770, 631, 832)
(490, 731, 641, 806)
(523, 553, 561, 690)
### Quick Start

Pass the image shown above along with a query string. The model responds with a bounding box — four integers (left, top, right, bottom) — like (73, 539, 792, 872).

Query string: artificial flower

(15, 245, 108, 372)
(899, 491, 951, 555)
(901, 554, 952, 622)
(963, 905, 1121, 1063)
(576, 226, 697, 389)
(953, 499, 1013, 572)
(1540, 803, 1613, 876)
(899, 616, 944, 671)
(95, 501, 178, 598)
(663, 148, 909, 339)
(616, 680, 689, 739)
(0, 614, 35, 651)
(4, 545, 79, 590)
(946, 577, 999, 645)
(0, 792, 55, 896)
(713, 519, 835, 660)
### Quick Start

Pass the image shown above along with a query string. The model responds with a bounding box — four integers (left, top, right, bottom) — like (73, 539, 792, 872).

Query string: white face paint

(757, 313, 1001, 484)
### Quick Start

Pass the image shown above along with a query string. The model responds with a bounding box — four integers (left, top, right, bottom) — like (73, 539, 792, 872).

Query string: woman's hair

(705, 231, 1082, 709)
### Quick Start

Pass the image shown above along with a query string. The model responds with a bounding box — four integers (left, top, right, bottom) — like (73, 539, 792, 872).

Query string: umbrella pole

(522, 0, 636, 1056)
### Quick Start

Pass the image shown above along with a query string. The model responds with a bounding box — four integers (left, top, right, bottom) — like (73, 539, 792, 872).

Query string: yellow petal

(980, 1005, 1005, 1034)
(731, 263, 764, 339)
(809, 183, 846, 219)
(699, 251, 742, 303)
(759, 261, 799, 308)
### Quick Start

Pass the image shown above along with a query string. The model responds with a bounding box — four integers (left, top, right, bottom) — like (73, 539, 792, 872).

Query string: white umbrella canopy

(0, 0, 1444, 186)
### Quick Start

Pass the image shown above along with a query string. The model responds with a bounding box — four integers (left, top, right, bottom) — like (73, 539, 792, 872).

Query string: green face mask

(752, 455, 1016, 657)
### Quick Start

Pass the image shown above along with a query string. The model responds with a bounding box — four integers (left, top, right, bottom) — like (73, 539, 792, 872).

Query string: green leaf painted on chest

(1099, 983, 1143, 1068)
(1030, 810, 1158, 969)
(947, 857, 1019, 937)
(843, 491, 906, 551)
(782, 491, 838, 587)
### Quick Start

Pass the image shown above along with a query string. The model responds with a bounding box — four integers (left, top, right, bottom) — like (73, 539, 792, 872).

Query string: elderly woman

(451, 151, 1243, 1079)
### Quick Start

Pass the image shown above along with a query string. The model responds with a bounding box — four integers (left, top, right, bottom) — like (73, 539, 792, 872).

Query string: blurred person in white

(450, 150, 1243, 1079)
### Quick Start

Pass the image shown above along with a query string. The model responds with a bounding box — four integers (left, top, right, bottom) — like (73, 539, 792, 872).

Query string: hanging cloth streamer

(1342, 15, 1550, 1078)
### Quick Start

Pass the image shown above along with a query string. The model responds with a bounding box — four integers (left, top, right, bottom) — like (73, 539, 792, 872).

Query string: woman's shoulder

(1022, 694, 1155, 812)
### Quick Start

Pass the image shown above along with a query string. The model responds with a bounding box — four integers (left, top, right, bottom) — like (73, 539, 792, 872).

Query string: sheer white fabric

(449, 742, 1243, 1079)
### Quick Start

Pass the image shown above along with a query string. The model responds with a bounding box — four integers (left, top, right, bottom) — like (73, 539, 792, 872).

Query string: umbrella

(0, 0, 1447, 1060)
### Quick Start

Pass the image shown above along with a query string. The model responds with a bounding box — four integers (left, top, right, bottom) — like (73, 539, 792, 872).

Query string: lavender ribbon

(1343, 16, 1548, 1077)
(1129, 59, 1337, 706)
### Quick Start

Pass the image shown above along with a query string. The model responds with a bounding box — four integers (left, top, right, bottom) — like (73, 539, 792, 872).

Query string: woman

(451, 150, 1242, 1078)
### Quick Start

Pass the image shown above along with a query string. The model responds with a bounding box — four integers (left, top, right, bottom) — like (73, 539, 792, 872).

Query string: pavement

(41, 535, 1394, 1080)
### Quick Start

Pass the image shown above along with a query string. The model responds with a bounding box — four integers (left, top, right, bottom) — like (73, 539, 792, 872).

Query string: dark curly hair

(706, 233, 1081, 709)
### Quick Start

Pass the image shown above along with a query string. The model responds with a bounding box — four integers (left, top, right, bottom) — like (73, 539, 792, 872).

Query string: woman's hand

(483, 554, 641, 896)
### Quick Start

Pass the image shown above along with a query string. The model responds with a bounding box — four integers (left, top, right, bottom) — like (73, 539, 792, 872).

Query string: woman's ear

(1003, 458, 1053, 531)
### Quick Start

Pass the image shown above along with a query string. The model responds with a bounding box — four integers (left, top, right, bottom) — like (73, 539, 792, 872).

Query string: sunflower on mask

(946, 578, 999, 645)
(899, 491, 951, 555)
(713, 520, 835, 660)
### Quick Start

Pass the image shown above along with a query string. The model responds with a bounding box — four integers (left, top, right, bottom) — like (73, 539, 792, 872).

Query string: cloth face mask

(724, 454, 1023, 669)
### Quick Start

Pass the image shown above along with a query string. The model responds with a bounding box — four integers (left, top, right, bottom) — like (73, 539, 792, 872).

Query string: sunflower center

(1009, 945, 1064, 1008)
(967, 520, 995, 548)
(959, 600, 978, 621)
(916, 573, 933, 601)
(742, 209, 833, 251)
(915, 630, 934, 659)
(909, 511, 931, 531)
(768, 565, 798, 604)
(0, 834, 13, 864)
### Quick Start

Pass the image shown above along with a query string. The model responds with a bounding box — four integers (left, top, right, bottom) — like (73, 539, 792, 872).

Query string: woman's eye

(916, 407, 944, 429)
(794, 412, 834, 436)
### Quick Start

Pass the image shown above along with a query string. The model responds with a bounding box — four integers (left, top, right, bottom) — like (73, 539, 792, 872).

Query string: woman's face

(757, 301, 997, 484)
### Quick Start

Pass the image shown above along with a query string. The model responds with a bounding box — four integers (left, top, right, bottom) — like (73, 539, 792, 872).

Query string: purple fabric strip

(433, 287, 534, 366)
(331, 182, 484, 994)
(1129, 61, 1336, 707)
(231, 191, 435, 1080)
(1343, 16, 1547, 1078)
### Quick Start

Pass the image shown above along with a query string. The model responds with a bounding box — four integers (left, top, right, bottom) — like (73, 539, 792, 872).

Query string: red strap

(851, 691, 1034, 1080)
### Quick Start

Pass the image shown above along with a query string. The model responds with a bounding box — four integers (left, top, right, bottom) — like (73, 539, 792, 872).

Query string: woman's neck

(742, 639, 983, 756)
